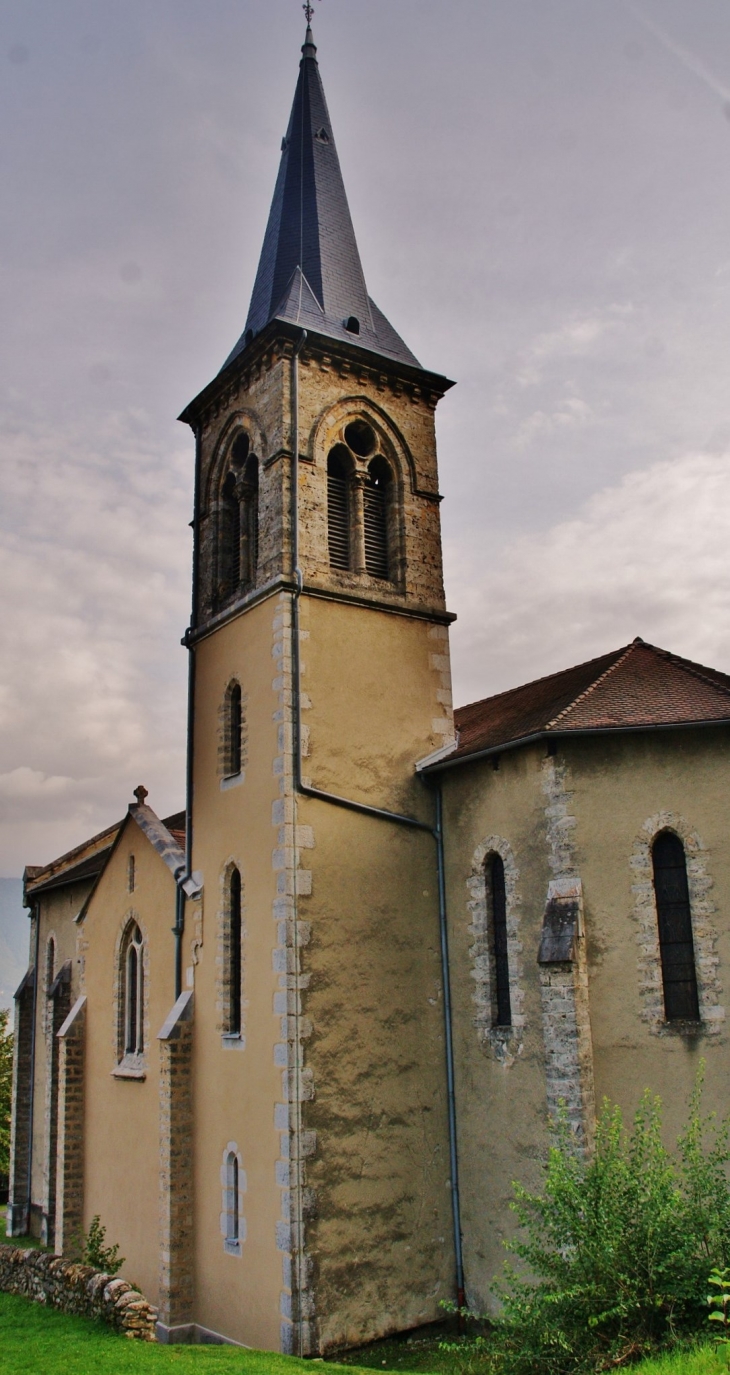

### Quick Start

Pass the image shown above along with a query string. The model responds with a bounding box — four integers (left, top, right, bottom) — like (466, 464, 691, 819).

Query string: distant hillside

(0, 878, 28, 1011)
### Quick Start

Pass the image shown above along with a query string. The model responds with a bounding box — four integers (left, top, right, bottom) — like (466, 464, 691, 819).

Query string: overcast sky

(2, 0, 730, 877)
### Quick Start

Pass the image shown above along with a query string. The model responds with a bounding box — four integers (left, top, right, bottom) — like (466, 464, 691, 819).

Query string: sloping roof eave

(424, 714, 730, 774)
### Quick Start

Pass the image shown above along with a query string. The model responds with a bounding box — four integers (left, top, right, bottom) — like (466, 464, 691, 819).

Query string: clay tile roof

(24, 820, 122, 898)
(440, 639, 730, 768)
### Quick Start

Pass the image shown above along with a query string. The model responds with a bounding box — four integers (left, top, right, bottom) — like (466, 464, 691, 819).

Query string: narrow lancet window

(228, 684, 242, 777)
(45, 936, 56, 995)
(652, 830, 700, 1022)
(125, 923, 144, 1055)
(487, 853, 511, 1027)
(327, 448, 351, 570)
(228, 868, 242, 1037)
(364, 457, 391, 580)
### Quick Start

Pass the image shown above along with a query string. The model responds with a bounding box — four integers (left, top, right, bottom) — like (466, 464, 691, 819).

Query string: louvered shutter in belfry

(364, 483, 389, 579)
(652, 831, 700, 1021)
(327, 468, 350, 569)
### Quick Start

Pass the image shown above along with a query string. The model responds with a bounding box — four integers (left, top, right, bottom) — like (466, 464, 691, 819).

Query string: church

(7, 18, 730, 1359)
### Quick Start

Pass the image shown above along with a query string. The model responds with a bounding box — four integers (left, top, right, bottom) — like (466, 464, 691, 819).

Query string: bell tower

(179, 21, 457, 1357)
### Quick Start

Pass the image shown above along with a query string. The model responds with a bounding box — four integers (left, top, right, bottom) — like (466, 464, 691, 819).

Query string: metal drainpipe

(289, 331, 465, 1317)
(24, 902, 41, 1235)
(175, 424, 202, 1001)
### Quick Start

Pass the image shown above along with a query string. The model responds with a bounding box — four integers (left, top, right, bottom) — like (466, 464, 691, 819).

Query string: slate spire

(222, 23, 420, 372)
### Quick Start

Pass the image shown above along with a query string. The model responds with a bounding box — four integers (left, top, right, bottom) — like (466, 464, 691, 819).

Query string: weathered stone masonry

(54, 995, 86, 1258)
(157, 990, 195, 1341)
(7, 968, 35, 1236)
(0, 1244, 157, 1339)
(539, 759, 596, 1150)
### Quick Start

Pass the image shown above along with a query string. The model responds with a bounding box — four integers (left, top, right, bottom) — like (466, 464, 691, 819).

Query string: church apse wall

(440, 724, 730, 1315)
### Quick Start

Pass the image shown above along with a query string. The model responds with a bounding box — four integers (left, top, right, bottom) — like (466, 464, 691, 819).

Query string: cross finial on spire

(303, 1, 318, 26)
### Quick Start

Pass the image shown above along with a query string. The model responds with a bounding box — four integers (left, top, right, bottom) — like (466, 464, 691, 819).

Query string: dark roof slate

(438, 639, 730, 768)
(223, 27, 420, 373)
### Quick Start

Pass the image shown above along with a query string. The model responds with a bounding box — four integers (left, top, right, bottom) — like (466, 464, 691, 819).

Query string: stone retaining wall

(0, 1244, 158, 1340)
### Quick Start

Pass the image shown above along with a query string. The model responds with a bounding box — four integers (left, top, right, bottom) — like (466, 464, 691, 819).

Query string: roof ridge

(545, 640, 640, 730)
(654, 645, 730, 701)
(456, 644, 632, 719)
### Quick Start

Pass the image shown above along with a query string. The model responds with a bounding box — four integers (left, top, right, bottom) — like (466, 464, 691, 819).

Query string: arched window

(652, 830, 700, 1022)
(228, 684, 242, 777)
(486, 854, 511, 1027)
(327, 447, 351, 570)
(364, 457, 392, 580)
(221, 1144, 245, 1253)
(228, 868, 242, 1037)
(218, 435, 259, 602)
(124, 923, 145, 1055)
(229, 1153, 240, 1242)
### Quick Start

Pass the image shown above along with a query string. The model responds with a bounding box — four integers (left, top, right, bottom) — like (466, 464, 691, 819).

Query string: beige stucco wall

(299, 594, 454, 1352)
(441, 726, 730, 1314)
(188, 595, 287, 1351)
(187, 590, 455, 1351)
(80, 822, 177, 1304)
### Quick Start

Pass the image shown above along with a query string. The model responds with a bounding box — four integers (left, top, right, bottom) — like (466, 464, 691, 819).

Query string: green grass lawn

(0, 1290, 729, 1375)
(0, 1292, 395, 1375)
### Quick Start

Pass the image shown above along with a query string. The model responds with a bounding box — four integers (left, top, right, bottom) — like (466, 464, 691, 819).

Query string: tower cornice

(179, 320, 455, 431)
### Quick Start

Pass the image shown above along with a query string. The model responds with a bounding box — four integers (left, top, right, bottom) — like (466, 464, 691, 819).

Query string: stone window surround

(220, 1142, 247, 1255)
(311, 397, 415, 591)
(218, 678, 248, 787)
(631, 811, 724, 1037)
(466, 834, 525, 1067)
(112, 911, 150, 1078)
(216, 860, 247, 1048)
(204, 413, 268, 613)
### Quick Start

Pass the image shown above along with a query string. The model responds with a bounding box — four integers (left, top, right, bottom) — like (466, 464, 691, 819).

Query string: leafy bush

(0, 1008, 13, 1183)
(488, 1076, 730, 1375)
(82, 1216, 124, 1275)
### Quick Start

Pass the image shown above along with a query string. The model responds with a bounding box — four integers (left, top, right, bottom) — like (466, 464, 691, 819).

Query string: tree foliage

(0, 1008, 13, 1181)
(489, 1076, 730, 1374)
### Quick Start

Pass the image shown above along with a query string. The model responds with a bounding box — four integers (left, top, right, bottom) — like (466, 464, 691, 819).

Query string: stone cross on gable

(133, 785, 149, 807)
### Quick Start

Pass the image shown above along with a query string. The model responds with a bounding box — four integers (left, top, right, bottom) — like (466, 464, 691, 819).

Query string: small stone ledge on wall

(0, 1244, 158, 1340)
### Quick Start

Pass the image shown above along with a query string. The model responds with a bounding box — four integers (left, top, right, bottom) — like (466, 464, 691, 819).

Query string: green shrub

(488, 1075, 730, 1375)
(82, 1216, 124, 1275)
(0, 1008, 13, 1183)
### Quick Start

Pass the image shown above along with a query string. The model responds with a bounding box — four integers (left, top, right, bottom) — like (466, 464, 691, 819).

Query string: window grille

(327, 449, 350, 570)
(228, 869, 242, 1037)
(487, 854, 511, 1026)
(364, 458, 391, 580)
(125, 923, 144, 1055)
(128, 854, 135, 894)
(652, 830, 700, 1021)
